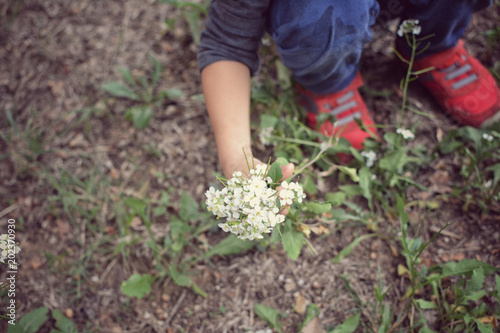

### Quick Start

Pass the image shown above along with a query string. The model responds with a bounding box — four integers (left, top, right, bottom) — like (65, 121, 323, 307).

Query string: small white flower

(482, 133, 494, 142)
(397, 19, 421, 37)
(361, 150, 377, 168)
(485, 179, 493, 188)
(259, 127, 275, 146)
(396, 128, 415, 140)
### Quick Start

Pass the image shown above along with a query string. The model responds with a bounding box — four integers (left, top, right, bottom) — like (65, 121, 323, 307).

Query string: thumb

(280, 163, 295, 181)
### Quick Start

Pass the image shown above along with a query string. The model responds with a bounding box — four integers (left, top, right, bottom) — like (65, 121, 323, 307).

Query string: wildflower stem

(291, 135, 335, 181)
(399, 33, 417, 128)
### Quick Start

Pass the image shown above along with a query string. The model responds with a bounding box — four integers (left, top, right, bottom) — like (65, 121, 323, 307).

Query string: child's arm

(201, 60, 253, 179)
(202, 60, 294, 180)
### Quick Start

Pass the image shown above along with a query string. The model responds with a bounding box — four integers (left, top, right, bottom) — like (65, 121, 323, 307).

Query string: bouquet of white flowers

(205, 164, 305, 240)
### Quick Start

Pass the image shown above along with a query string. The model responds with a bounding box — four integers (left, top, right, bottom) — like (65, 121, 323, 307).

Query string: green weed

(101, 56, 183, 129)
(159, 0, 210, 44)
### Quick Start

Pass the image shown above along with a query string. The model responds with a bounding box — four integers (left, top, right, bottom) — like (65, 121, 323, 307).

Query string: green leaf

(495, 275, 500, 301)
(164, 88, 183, 100)
(304, 202, 332, 214)
(204, 234, 255, 258)
(191, 283, 208, 298)
(185, 9, 202, 44)
(358, 166, 372, 203)
(260, 114, 279, 129)
(8, 306, 49, 333)
(150, 56, 162, 87)
(124, 197, 147, 217)
(274, 157, 289, 166)
(170, 217, 190, 252)
(50, 309, 78, 333)
(275, 59, 291, 89)
(254, 304, 283, 333)
(332, 234, 376, 263)
(303, 174, 318, 195)
(329, 209, 363, 222)
(472, 319, 495, 333)
(379, 148, 408, 172)
(441, 259, 496, 278)
(337, 166, 359, 182)
(414, 299, 436, 310)
(465, 267, 485, 293)
(117, 67, 136, 86)
(179, 191, 200, 221)
(338, 185, 363, 198)
(125, 105, 153, 129)
(485, 163, 500, 187)
(121, 274, 155, 298)
(329, 313, 360, 333)
(101, 81, 139, 100)
(325, 191, 346, 206)
(268, 162, 283, 183)
(169, 265, 191, 287)
(464, 290, 487, 302)
(282, 224, 304, 260)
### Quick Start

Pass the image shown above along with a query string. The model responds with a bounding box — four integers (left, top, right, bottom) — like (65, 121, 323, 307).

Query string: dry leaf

(294, 295, 307, 314)
(56, 219, 71, 238)
(429, 170, 451, 185)
(297, 224, 311, 238)
(30, 260, 42, 270)
(110, 168, 119, 179)
(129, 216, 142, 229)
(436, 127, 444, 142)
(310, 225, 329, 236)
(302, 317, 327, 333)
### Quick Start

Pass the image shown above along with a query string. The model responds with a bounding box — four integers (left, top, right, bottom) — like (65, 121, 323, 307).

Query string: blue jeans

(268, 0, 492, 94)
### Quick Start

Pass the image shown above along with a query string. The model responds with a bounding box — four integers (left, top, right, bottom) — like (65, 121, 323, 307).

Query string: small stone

(65, 308, 73, 318)
(284, 279, 297, 292)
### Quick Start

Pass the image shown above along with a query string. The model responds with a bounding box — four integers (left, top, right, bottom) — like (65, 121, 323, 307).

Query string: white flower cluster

(361, 150, 377, 168)
(205, 164, 306, 240)
(259, 127, 275, 146)
(0, 234, 21, 263)
(397, 128, 415, 140)
(397, 19, 422, 37)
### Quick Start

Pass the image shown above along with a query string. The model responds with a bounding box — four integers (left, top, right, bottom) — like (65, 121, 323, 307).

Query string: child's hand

(223, 158, 294, 181)
(223, 158, 295, 215)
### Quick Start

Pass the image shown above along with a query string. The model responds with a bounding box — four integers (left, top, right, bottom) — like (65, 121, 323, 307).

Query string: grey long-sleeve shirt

(197, 0, 271, 75)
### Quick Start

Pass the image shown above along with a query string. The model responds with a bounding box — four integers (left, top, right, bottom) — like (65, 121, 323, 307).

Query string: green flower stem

(399, 33, 417, 129)
(269, 135, 323, 148)
(290, 135, 336, 181)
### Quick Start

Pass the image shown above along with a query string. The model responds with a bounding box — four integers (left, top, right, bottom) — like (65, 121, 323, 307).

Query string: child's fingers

(280, 163, 295, 181)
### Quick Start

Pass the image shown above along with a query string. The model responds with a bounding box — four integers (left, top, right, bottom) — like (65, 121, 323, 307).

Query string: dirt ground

(0, 1, 499, 332)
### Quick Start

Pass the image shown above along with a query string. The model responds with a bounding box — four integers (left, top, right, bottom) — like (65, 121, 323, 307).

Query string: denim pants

(268, 0, 492, 94)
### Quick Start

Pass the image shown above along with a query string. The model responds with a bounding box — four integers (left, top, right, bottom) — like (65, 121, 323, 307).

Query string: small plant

(6, 307, 78, 333)
(160, 0, 210, 44)
(120, 191, 256, 299)
(101, 56, 182, 129)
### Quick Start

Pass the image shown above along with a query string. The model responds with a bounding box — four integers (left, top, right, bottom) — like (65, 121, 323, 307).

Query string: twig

(0, 204, 19, 219)
(429, 225, 461, 239)
(165, 289, 187, 327)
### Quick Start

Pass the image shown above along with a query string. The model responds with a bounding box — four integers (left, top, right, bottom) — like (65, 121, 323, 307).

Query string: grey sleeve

(198, 0, 271, 75)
